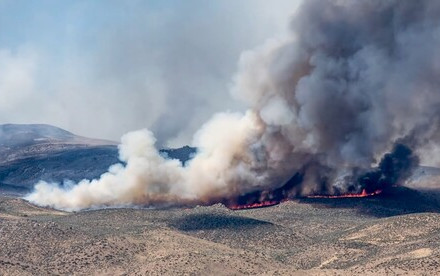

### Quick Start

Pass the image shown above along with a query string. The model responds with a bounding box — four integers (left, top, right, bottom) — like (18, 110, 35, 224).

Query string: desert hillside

(0, 186, 440, 275)
(0, 125, 439, 275)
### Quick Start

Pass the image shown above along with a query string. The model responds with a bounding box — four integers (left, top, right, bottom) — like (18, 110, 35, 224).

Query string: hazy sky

(0, 0, 300, 146)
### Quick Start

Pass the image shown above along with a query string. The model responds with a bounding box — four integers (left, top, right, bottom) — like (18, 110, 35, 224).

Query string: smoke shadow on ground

(295, 187, 440, 218)
(168, 213, 273, 231)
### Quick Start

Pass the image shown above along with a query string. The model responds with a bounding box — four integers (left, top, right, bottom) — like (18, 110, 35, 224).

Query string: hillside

(0, 124, 195, 194)
(0, 124, 439, 274)
(0, 187, 439, 275)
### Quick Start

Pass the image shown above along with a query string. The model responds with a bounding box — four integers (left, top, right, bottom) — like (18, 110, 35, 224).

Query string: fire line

(226, 189, 383, 210)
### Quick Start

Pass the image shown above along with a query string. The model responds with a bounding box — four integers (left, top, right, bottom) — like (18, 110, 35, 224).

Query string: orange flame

(226, 189, 383, 210)
(306, 189, 383, 199)
(226, 200, 281, 210)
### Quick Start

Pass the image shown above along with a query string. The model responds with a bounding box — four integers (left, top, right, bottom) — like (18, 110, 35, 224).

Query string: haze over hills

(0, 123, 438, 197)
(2, 0, 440, 273)
(0, 124, 195, 194)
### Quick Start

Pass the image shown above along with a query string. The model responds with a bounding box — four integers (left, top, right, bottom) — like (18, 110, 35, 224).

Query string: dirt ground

(0, 187, 439, 275)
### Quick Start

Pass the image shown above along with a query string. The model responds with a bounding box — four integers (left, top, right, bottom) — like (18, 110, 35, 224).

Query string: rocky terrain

(0, 124, 439, 275)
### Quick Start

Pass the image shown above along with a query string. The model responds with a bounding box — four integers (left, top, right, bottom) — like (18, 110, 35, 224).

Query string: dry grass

(1, 188, 440, 275)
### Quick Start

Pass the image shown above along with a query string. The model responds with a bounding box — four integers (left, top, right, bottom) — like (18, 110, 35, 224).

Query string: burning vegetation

(306, 189, 383, 199)
(26, 0, 440, 212)
(225, 144, 418, 210)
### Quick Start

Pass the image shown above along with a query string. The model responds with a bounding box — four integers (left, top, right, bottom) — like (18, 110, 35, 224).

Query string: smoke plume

(27, 0, 440, 211)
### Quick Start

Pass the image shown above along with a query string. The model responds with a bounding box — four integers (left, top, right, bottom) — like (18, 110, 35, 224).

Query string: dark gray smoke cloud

(233, 0, 440, 193)
(27, 0, 440, 210)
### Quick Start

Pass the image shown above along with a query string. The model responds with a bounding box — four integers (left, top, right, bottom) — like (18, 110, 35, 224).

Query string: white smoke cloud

(27, 0, 440, 210)
(27, 111, 265, 211)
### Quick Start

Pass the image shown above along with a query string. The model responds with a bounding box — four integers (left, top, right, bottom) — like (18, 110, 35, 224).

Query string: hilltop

(0, 124, 195, 194)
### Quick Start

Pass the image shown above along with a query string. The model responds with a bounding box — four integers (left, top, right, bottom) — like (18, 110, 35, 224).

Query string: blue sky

(0, 0, 300, 146)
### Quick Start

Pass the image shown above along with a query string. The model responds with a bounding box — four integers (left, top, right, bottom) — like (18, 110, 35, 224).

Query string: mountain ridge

(0, 124, 195, 194)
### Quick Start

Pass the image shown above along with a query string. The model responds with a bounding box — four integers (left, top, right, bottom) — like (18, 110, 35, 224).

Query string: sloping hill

(0, 188, 439, 275)
(0, 124, 120, 192)
(0, 124, 195, 194)
(0, 124, 75, 147)
(0, 125, 439, 274)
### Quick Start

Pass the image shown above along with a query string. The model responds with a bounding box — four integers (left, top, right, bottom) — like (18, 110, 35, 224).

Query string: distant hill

(2, 124, 436, 196)
(0, 124, 75, 146)
(0, 124, 195, 194)
(0, 124, 116, 147)
(159, 145, 196, 165)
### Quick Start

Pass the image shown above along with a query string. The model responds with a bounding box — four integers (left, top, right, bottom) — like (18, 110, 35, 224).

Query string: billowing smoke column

(27, 0, 440, 211)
